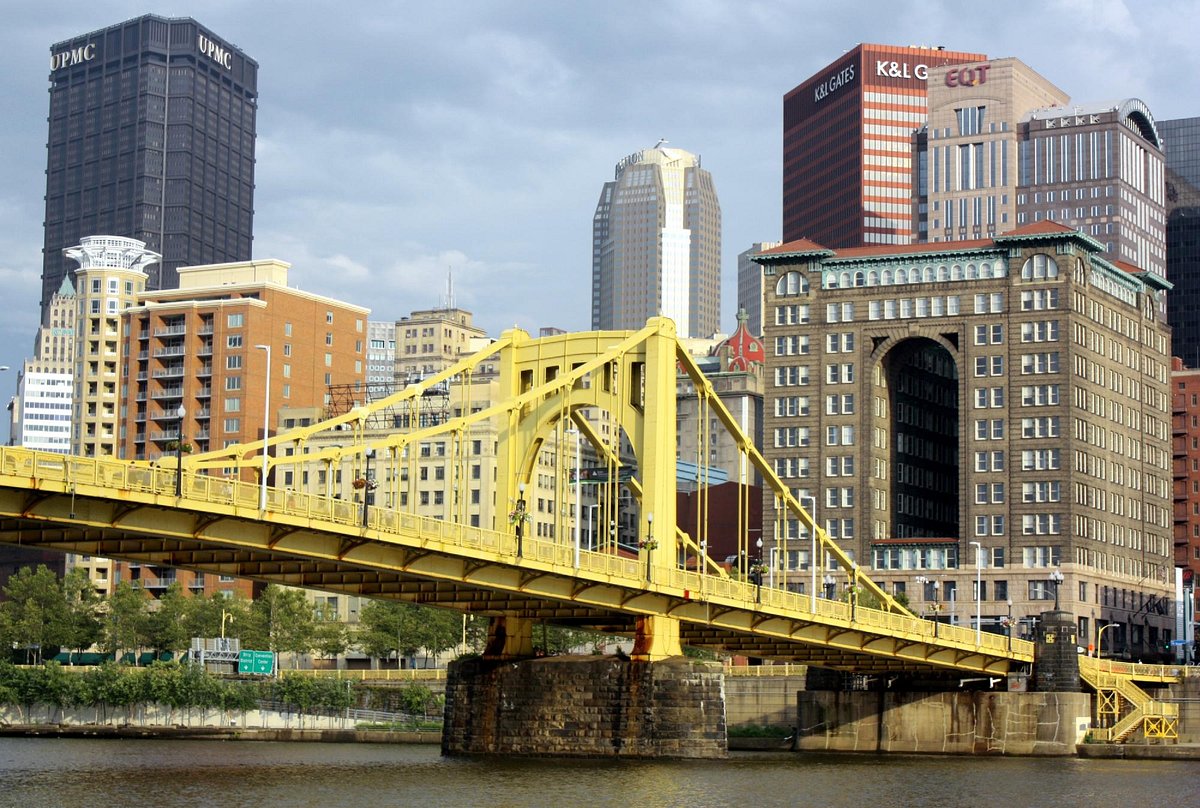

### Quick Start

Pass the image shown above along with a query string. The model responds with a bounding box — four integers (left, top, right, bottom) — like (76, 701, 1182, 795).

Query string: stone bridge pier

(441, 616, 728, 758)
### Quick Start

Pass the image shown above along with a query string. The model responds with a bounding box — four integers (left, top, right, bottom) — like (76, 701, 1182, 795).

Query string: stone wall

(442, 654, 726, 758)
(724, 675, 804, 730)
(796, 691, 1091, 756)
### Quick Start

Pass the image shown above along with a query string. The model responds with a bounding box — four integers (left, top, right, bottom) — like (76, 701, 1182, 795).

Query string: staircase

(1079, 657, 1178, 743)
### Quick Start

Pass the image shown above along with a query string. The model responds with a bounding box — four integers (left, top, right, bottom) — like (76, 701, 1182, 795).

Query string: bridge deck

(0, 446, 1039, 676)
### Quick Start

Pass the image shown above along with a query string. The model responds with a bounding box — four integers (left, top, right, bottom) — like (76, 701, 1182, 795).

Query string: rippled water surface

(0, 738, 1190, 808)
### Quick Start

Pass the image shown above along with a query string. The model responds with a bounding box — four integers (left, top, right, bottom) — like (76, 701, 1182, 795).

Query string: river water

(0, 738, 1189, 808)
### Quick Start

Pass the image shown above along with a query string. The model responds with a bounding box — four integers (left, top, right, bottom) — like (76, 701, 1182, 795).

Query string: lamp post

(362, 448, 375, 527)
(800, 495, 818, 612)
(1006, 598, 1014, 652)
(1049, 569, 1064, 611)
(1097, 621, 1118, 673)
(822, 574, 835, 600)
(515, 482, 526, 557)
(970, 541, 983, 646)
(174, 403, 186, 498)
(643, 511, 654, 582)
(254, 344, 271, 512)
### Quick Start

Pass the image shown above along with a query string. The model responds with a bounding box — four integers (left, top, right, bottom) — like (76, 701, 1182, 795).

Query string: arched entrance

(878, 338, 959, 539)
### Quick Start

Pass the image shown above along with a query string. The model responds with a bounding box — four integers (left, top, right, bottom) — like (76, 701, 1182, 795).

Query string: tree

(311, 603, 350, 660)
(103, 582, 149, 662)
(356, 600, 463, 666)
(59, 568, 103, 657)
(247, 585, 315, 664)
(143, 583, 190, 658)
(2, 565, 70, 664)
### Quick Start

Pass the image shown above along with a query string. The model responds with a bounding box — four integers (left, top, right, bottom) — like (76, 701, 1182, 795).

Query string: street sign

(238, 649, 275, 675)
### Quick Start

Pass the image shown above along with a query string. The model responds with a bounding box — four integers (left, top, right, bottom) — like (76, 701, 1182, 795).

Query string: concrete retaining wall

(797, 690, 1091, 756)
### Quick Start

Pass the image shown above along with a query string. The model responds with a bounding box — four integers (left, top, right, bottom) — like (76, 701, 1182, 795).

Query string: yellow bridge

(0, 318, 1181, 741)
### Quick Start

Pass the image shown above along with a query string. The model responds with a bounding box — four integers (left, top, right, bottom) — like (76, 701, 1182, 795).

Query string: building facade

(15, 276, 77, 452)
(367, 321, 397, 386)
(394, 307, 488, 384)
(737, 242, 779, 336)
(1171, 358, 1200, 637)
(119, 258, 368, 467)
(592, 143, 721, 338)
(755, 222, 1175, 658)
(1162, 116, 1200, 365)
(42, 15, 257, 319)
(915, 58, 1068, 243)
(914, 58, 1166, 276)
(68, 235, 158, 457)
(782, 43, 985, 247)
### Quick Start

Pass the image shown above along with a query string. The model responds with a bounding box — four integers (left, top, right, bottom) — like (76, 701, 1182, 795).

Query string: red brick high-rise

(782, 43, 985, 247)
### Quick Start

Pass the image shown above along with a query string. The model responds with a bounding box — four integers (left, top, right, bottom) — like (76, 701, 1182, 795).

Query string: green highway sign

(238, 649, 275, 675)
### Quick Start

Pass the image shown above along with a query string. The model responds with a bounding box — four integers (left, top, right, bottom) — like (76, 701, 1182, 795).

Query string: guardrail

(285, 668, 447, 683)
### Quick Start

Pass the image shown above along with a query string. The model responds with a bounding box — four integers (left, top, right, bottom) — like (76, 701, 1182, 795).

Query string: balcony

(153, 366, 185, 379)
(194, 407, 211, 419)
(196, 387, 212, 399)
(154, 346, 186, 358)
(198, 324, 214, 335)
(151, 387, 184, 400)
(151, 429, 181, 442)
(154, 326, 186, 337)
(196, 364, 212, 377)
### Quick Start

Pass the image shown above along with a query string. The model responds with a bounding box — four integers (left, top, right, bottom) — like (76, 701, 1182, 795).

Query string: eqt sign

(944, 64, 991, 88)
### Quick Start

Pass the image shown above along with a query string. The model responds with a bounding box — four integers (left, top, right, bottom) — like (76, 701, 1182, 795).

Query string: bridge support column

(1034, 610, 1080, 692)
(443, 654, 727, 758)
(481, 616, 535, 659)
(631, 615, 682, 661)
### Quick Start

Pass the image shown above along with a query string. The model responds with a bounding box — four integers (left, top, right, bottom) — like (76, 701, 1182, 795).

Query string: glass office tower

(42, 15, 257, 320)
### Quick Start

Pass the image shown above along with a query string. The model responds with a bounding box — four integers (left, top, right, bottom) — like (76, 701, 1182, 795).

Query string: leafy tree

(103, 582, 149, 662)
(60, 568, 102, 656)
(2, 565, 69, 664)
(355, 600, 423, 664)
(312, 603, 350, 660)
(143, 583, 190, 657)
(246, 585, 315, 663)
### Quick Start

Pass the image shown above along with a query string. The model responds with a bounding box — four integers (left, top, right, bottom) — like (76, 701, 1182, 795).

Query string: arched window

(896, 268, 908, 284)
(853, 271, 865, 287)
(922, 266, 934, 283)
(867, 270, 879, 285)
(937, 265, 949, 281)
(1022, 254, 1060, 280)
(882, 269, 893, 285)
(775, 271, 806, 296)
(839, 271, 852, 288)
(966, 263, 977, 279)
(951, 264, 963, 280)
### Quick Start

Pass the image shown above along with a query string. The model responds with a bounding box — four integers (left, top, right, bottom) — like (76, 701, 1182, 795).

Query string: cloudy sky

(0, 0, 1197, 396)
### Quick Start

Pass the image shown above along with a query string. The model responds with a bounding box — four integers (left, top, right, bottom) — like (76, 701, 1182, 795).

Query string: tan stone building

(916, 58, 1068, 243)
(755, 221, 1176, 658)
(394, 307, 488, 384)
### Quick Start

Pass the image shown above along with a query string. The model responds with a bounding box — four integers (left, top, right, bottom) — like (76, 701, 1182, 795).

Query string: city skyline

(2, 2, 1199, 404)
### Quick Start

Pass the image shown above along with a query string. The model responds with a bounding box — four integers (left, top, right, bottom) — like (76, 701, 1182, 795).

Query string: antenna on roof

(444, 267, 455, 310)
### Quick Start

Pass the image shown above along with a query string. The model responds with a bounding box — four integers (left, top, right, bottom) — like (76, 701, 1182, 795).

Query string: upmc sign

(50, 42, 96, 71)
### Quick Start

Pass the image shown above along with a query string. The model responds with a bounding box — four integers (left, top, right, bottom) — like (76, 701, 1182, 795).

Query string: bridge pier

(1034, 610, 1081, 692)
(442, 653, 727, 758)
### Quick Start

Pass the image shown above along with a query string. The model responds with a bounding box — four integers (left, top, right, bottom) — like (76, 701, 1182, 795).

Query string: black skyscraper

(1162, 117, 1200, 364)
(42, 15, 257, 320)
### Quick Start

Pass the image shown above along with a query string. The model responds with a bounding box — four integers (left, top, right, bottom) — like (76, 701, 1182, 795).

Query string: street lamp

(1049, 569, 1064, 611)
(515, 482, 526, 557)
(970, 541, 983, 646)
(362, 448, 376, 527)
(586, 503, 599, 551)
(254, 344, 271, 512)
(1097, 621, 1118, 672)
(174, 403, 186, 498)
(822, 574, 835, 600)
(1006, 598, 1014, 652)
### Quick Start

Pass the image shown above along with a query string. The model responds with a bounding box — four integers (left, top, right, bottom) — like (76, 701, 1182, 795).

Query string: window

(1021, 254, 1059, 279)
(1021, 449, 1061, 470)
(325, 333, 334, 346)
(223, 418, 240, 432)
(225, 376, 242, 391)
(226, 355, 242, 370)
(826, 425, 855, 446)
(284, 322, 293, 337)
(227, 313, 244, 328)
(227, 335, 243, 349)
(973, 450, 1005, 472)
(776, 271, 807, 296)
(326, 311, 334, 324)
(224, 398, 241, 413)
